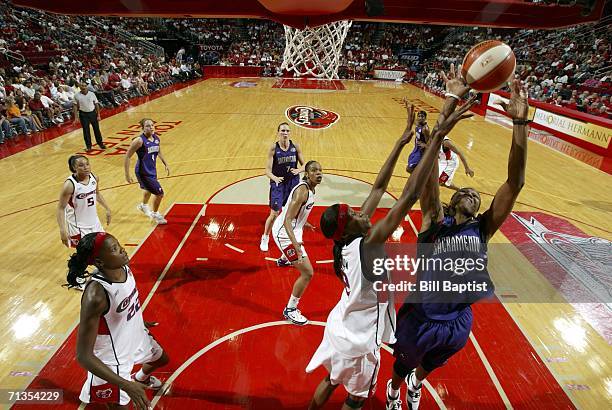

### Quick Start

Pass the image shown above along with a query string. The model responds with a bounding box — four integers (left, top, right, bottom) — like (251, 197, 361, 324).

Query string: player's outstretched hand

(440, 63, 470, 99)
(495, 79, 530, 120)
(435, 94, 479, 137)
(122, 381, 150, 410)
(399, 99, 416, 146)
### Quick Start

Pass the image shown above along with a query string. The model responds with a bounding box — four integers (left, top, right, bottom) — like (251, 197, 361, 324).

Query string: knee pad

(344, 396, 365, 409)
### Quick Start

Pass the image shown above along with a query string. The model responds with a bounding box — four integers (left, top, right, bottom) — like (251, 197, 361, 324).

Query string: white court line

(142, 204, 207, 310)
(405, 213, 419, 237)
(151, 321, 446, 409)
(316, 260, 334, 264)
(264, 257, 277, 262)
(469, 333, 513, 409)
(196, 257, 208, 261)
(224, 243, 245, 253)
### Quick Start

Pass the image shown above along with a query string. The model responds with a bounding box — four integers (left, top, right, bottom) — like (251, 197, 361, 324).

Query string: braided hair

(68, 155, 87, 173)
(66, 232, 99, 287)
(320, 204, 360, 280)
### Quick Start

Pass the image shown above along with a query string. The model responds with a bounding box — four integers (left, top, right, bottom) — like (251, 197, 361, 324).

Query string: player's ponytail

(66, 233, 98, 287)
(320, 204, 345, 280)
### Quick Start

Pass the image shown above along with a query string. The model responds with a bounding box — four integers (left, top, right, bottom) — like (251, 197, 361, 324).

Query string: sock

(287, 295, 300, 309)
(410, 372, 422, 390)
(134, 368, 149, 382)
(387, 383, 400, 399)
(261, 234, 268, 240)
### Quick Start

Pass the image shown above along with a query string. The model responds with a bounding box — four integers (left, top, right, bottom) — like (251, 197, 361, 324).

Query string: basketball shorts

(273, 227, 307, 260)
(269, 176, 299, 211)
(407, 149, 423, 170)
(438, 159, 459, 186)
(306, 330, 380, 398)
(79, 330, 163, 405)
(392, 306, 472, 372)
(136, 173, 164, 196)
(67, 220, 104, 248)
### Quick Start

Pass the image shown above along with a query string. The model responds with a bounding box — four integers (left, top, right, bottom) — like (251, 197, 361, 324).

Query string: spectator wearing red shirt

(28, 92, 47, 128)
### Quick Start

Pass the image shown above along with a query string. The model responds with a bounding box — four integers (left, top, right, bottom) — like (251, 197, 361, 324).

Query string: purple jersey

(406, 125, 427, 168)
(271, 140, 298, 183)
(135, 134, 160, 177)
(409, 215, 494, 320)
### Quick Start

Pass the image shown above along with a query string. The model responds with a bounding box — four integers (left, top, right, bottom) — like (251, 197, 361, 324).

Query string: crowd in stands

(419, 26, 611, 119)
(0, 1, 609, 144)
(0, 3, 202, 144)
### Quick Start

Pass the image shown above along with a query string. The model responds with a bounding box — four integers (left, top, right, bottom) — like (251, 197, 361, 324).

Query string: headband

(332, 203, 349, 241)
(87, 232, 107, 265)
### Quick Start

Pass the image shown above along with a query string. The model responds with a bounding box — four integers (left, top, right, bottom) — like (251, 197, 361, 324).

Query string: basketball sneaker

(151, 212, 167, 225)
(405, 370, 422, 410)
(132, 374, 163, 390)
(385, 380, 402, 410)
(276, 257, 291, 267)
(283, 307, 308, 325)
(137, 203, 152, 217)
(259, 234, 269, 252)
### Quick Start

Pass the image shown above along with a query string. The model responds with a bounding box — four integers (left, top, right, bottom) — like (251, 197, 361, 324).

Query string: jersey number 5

(87, 197, 94, 207)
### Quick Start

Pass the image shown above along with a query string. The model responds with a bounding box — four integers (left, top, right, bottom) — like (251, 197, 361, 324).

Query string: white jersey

(439, 136, 458, 163)
(272, 181, 315, 241)
(65, 174, 102, 230)
(325, 237, 396, 357)
(89, 266, 146, 366)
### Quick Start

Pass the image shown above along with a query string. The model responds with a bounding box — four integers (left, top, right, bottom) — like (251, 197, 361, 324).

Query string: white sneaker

(283, 307, 308, 325)
(151, 211, 167, 225)
(405, 371, 422, 410)
(259, 234, 269, 252)
(137, 203, 152, 217)
(385, 379, 402, 410)
(133, 374, 163, 390)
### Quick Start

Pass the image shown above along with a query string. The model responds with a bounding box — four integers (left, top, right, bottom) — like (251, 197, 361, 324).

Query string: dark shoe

(99, 144, 107, 149)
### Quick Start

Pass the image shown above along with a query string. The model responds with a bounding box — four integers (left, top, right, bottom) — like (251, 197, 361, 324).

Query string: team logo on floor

(230, 81, 257, 88)
(285, 106, 339, 130)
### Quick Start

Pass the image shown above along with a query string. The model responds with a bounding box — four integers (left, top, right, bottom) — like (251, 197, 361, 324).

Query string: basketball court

(0, 75, 610, 408)
(1, 0, 611, 408)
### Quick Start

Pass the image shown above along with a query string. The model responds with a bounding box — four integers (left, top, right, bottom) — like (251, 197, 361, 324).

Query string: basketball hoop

(281, 20, 352, 80)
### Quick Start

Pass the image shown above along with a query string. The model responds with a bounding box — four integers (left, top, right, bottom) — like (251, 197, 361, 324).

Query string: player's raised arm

(360, 100, 415, 217)
(420, 63, 472, 233)
(367, 96, 477, 244)
(481, 79, 529, 240)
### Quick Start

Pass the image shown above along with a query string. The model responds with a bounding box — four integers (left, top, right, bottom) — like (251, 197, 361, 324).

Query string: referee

(73, 82, 106, 151)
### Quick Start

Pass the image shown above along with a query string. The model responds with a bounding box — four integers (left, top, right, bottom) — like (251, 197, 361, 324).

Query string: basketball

(461, 40, 516, 92)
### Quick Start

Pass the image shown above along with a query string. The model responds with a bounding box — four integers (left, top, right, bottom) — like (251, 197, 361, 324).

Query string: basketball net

(281, 20, 352, 80)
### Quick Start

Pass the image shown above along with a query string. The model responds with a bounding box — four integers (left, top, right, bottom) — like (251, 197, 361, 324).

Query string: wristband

(444, 92, 461, 100)
(512, 119, 532, 125)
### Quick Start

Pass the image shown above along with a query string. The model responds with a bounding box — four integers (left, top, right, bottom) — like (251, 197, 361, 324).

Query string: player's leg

(308, 374, 339, 410)
(438, 161, 460, 191)
(261, 184, 283, 251)
(283, 254, 314, 325)
(133, 331, 169, 390)
(142, 178, 166, 224)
